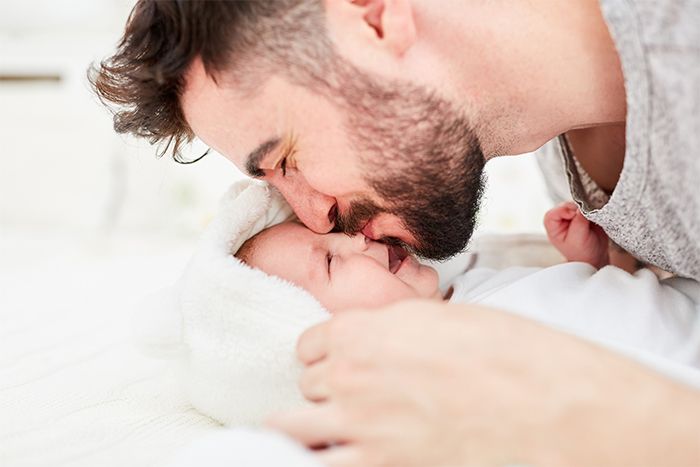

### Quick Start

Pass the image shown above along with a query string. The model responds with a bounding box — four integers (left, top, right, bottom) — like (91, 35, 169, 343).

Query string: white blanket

(136, 181, 329, 426)
(450, 263, 700, 388)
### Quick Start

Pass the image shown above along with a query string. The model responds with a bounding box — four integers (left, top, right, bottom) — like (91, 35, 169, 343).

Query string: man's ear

(325, 0, 417, 57)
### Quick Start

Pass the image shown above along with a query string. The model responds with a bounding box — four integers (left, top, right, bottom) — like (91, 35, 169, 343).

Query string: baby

(235, 221, 441, 312)
(235, 201, 611, 312)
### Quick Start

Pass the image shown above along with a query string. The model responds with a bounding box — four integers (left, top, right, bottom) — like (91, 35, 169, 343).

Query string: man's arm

(269, 301, 700, 467)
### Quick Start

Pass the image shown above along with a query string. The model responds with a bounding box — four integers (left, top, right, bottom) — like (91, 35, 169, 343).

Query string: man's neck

(421, 0, 627, 156)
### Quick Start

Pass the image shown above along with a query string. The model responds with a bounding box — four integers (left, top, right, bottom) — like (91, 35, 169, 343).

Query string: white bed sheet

(0, 230, 218, 467)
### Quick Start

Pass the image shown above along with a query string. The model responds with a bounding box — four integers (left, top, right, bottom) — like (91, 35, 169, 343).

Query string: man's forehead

(181, 60, 290, 163)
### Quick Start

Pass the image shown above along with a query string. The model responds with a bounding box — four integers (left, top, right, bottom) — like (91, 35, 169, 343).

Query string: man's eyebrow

(245, 137, 282, 177)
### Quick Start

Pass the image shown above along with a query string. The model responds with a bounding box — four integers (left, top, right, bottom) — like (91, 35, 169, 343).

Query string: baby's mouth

(387, 244, 409, 274)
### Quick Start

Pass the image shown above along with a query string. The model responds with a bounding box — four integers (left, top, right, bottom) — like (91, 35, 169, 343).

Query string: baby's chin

(422, 267, 443, 300)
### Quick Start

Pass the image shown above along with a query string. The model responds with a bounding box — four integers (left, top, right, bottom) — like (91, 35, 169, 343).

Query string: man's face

(181, 59, 485, 260)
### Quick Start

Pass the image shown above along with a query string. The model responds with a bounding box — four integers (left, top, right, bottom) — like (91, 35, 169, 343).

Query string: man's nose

(278, 183, 337, 233)
(295, 197, 337, 233)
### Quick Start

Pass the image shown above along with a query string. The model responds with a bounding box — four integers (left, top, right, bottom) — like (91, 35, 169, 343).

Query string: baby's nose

(354, 233, 370, 250)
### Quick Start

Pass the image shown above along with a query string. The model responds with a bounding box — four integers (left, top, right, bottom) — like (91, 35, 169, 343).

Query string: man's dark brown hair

(88, 0, 328, 160)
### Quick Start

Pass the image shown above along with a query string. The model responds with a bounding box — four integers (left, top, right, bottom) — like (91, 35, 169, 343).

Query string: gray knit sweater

(538, 0, 700, 280)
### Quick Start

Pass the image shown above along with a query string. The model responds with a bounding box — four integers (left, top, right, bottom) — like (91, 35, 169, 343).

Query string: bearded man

(91, 1, 700, 465)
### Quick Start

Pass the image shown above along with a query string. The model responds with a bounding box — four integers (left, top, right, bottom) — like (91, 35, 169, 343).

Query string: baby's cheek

(326, 273, 417, 312)
(414, 266, 440, 298)
(378, 279, 422, 303)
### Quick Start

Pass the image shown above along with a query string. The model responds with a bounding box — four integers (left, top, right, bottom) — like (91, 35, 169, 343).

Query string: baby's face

(244, 222, 440, 312)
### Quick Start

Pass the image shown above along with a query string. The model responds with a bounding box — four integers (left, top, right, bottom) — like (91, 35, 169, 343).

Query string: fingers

(298, 321, 331, 365)
(544, 202, 577, 238)
(266, 404, 348, 448)
(546, 202, 578, 220)
(559, 201, 579, 213)
(298, 311, 374, 366)
(300, 360, 331, 402)
(543, 213, 567, 240)
(544, 211, 570, 242)
(568, 208, 592, 240)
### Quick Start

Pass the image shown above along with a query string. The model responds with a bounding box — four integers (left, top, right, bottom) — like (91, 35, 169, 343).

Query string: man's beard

(332, 69, 486, 261)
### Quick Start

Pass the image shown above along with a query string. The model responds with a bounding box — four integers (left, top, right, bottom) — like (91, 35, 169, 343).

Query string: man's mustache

(334, 200, 420, 256)
(334, 199, 382, 235)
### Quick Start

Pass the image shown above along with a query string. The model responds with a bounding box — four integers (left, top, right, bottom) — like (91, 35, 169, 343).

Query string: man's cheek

(304, 156, 366, 195)
(303, 171, 340, 197)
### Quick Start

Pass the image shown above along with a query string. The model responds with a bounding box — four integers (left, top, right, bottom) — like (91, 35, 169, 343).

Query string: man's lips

(361, 221, 377, 241)
(361, 218, 417, 257)
(362, 219, 409, 245)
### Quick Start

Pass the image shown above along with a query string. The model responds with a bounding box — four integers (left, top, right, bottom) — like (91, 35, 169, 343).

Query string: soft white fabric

(450, 263, 700, 387)
(0, 231, 219, 467)
(135, 180, 329, 426)
(167, 428, 322, 467)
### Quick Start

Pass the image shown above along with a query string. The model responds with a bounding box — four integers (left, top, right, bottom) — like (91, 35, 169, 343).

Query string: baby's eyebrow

(244, 138, 281, 177)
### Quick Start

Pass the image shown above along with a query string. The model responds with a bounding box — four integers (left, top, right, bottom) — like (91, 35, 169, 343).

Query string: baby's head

(145, 181, 441, 427)
(236, 221, 441, 312)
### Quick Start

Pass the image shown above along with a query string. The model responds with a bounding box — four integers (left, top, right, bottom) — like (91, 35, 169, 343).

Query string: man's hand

(268, 301, 700, 466)
(544, 201, 609, 268)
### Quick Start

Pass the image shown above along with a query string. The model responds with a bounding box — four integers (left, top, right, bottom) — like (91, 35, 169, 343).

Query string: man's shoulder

(600, 0, 700, 101)
(632, 0, 700, 50)
(600, 0, 700, 173)
(600, 0, 700, 49)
